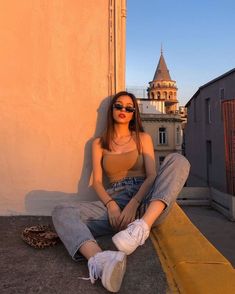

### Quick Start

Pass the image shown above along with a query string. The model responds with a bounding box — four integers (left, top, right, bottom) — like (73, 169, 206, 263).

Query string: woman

(52, 91, 190, 292)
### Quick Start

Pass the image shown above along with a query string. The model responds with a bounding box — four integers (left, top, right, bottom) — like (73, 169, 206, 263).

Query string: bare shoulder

(139, 132, 152, 143)
(92, 137, 102, 150)
(93, 137, 101, 145)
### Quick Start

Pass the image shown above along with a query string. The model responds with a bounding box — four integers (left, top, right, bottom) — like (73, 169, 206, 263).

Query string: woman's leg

(142, 152, 191, 228)
(52, 200, 113, 260)
(141, 200, 166, 228)
(52, 201, 126, 292)
(112, 153, 190, 254)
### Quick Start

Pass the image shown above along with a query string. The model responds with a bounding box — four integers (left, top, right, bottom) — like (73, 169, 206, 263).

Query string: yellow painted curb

(150, 203, 235, 294)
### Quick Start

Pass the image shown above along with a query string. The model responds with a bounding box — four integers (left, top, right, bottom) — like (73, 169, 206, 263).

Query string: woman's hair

(100, 91, 144, 153)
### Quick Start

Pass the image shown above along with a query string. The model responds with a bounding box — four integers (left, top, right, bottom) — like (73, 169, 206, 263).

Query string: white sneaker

(112, 219, 150, 255)
(87, 250, 126, 292)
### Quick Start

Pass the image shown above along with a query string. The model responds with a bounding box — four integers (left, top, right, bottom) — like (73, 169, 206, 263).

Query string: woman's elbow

(92, 179, 102, 190)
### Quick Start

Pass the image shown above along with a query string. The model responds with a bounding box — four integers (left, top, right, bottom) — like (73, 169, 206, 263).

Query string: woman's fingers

(119, 215, 130, 230)
(109, 215, 120, 231)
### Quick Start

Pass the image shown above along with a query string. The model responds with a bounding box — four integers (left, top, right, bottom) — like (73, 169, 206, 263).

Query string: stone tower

(148, 49, 178, 114)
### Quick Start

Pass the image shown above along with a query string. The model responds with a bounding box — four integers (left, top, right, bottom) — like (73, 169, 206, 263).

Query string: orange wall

(0, 1, 125, 214)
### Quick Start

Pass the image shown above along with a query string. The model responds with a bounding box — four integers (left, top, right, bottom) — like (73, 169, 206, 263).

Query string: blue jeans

(52, 153, 190, 260)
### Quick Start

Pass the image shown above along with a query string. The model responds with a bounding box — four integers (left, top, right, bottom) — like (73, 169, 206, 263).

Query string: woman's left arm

(118, 133, 157, 229)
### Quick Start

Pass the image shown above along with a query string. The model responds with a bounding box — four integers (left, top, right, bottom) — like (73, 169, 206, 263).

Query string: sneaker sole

(112, 233, 135, 255)
(102, 252, 127, 292)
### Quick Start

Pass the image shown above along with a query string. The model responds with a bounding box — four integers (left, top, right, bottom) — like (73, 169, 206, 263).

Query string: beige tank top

(102, 149, 146, 183)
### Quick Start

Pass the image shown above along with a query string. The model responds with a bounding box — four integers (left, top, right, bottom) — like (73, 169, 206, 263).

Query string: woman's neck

(113, 124, 131, 138)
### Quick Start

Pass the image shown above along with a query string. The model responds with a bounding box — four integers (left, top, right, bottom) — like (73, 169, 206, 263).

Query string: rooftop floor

(0, 216, 167, 294)
(1, 205, 235, 293)
(181, 205, 235, 267)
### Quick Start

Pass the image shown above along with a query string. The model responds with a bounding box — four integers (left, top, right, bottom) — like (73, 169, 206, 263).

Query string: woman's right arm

(92, 138, 121, 230)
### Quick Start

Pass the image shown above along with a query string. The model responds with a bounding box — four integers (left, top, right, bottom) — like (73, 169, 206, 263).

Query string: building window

(205, 98, 211, 124)
(206, 140, 212, 184)
(193, 98, 197, 122)
(138, 103, 143, 113)
(206, 140, 212, 164)
(220, 88, 225, 100)
(176, 126, 181, 145)
(159, 156, 165, 165)
(159, 127, 167, 144)
(157, 91, 161, 99)
(220, 88, 224, 120)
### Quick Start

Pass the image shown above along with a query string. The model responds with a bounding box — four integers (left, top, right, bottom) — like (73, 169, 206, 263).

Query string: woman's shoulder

(92, 137, 103, 150)
(93, 137, 101, 144)
(139, 132, 152, 142)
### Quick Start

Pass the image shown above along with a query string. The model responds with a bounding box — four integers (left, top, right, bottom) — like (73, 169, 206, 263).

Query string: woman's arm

(92, 138, 121, 230)
(118, 133, 157, 229)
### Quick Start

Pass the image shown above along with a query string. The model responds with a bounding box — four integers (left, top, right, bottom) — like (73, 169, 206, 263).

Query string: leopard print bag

(21, 225, 60, 249)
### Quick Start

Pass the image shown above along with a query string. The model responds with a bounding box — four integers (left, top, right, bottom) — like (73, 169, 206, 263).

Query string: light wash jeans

(52, 153, 190, 260)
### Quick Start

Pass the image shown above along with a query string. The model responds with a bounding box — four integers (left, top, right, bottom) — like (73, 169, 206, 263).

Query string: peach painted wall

(0, 1, 126, 215)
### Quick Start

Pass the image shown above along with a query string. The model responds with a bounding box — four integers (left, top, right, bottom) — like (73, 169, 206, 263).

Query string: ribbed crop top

(102, 149, 146, 183)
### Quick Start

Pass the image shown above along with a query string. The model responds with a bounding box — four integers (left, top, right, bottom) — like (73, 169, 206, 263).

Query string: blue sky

(126, 0, 235, 105)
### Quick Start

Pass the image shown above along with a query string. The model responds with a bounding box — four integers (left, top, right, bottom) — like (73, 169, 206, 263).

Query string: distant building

(185, 68, 235, 196)
(141, 113, 183, 168)
(135, 50, 183, 168)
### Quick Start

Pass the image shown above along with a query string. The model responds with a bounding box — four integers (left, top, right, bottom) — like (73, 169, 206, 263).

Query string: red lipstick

(118, 113, 126, 118)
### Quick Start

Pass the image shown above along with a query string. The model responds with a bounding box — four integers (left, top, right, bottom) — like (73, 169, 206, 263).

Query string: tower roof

(153, 51, 171, 81)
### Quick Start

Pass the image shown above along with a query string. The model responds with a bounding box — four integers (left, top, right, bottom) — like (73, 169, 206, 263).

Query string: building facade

(185, 68, 235, 195)
(141, 114, 183, 169)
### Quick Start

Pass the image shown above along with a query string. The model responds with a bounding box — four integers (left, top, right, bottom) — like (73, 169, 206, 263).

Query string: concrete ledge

(150, 203, 235, 294)
(177, 187, 210, 206)
(210, 187, 235, 221)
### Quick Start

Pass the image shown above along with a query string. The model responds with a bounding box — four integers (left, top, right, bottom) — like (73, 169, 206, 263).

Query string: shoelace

(78, 256, 101, 284)
(126, 221, 149, 245)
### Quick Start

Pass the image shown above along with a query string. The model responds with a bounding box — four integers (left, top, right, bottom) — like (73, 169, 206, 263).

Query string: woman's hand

(107, 201, 122, 231)
(118, 198, 139, 230)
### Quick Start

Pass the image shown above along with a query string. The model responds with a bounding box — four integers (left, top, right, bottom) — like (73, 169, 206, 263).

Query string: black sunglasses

(113, 103, 135, 113)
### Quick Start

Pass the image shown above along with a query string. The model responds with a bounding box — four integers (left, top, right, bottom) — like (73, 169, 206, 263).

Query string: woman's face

(112, 95, 135, 124)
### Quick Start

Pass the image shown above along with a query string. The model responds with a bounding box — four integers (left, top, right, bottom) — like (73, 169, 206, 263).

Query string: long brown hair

(100, 91, 144, 153)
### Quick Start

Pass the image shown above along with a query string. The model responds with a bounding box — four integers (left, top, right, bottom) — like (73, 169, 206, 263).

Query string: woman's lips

(118, 113, 126, 118)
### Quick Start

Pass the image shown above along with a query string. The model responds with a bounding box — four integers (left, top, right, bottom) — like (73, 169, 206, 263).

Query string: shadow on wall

(25, 97, 111, 216)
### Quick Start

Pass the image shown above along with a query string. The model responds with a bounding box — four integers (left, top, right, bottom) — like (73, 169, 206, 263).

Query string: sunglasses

(113, 103, 135, 113)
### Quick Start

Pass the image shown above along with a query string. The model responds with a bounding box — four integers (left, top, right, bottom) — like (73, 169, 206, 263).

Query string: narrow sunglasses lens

(113, 104, 123, 110)
(126, 107, 135, 113)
